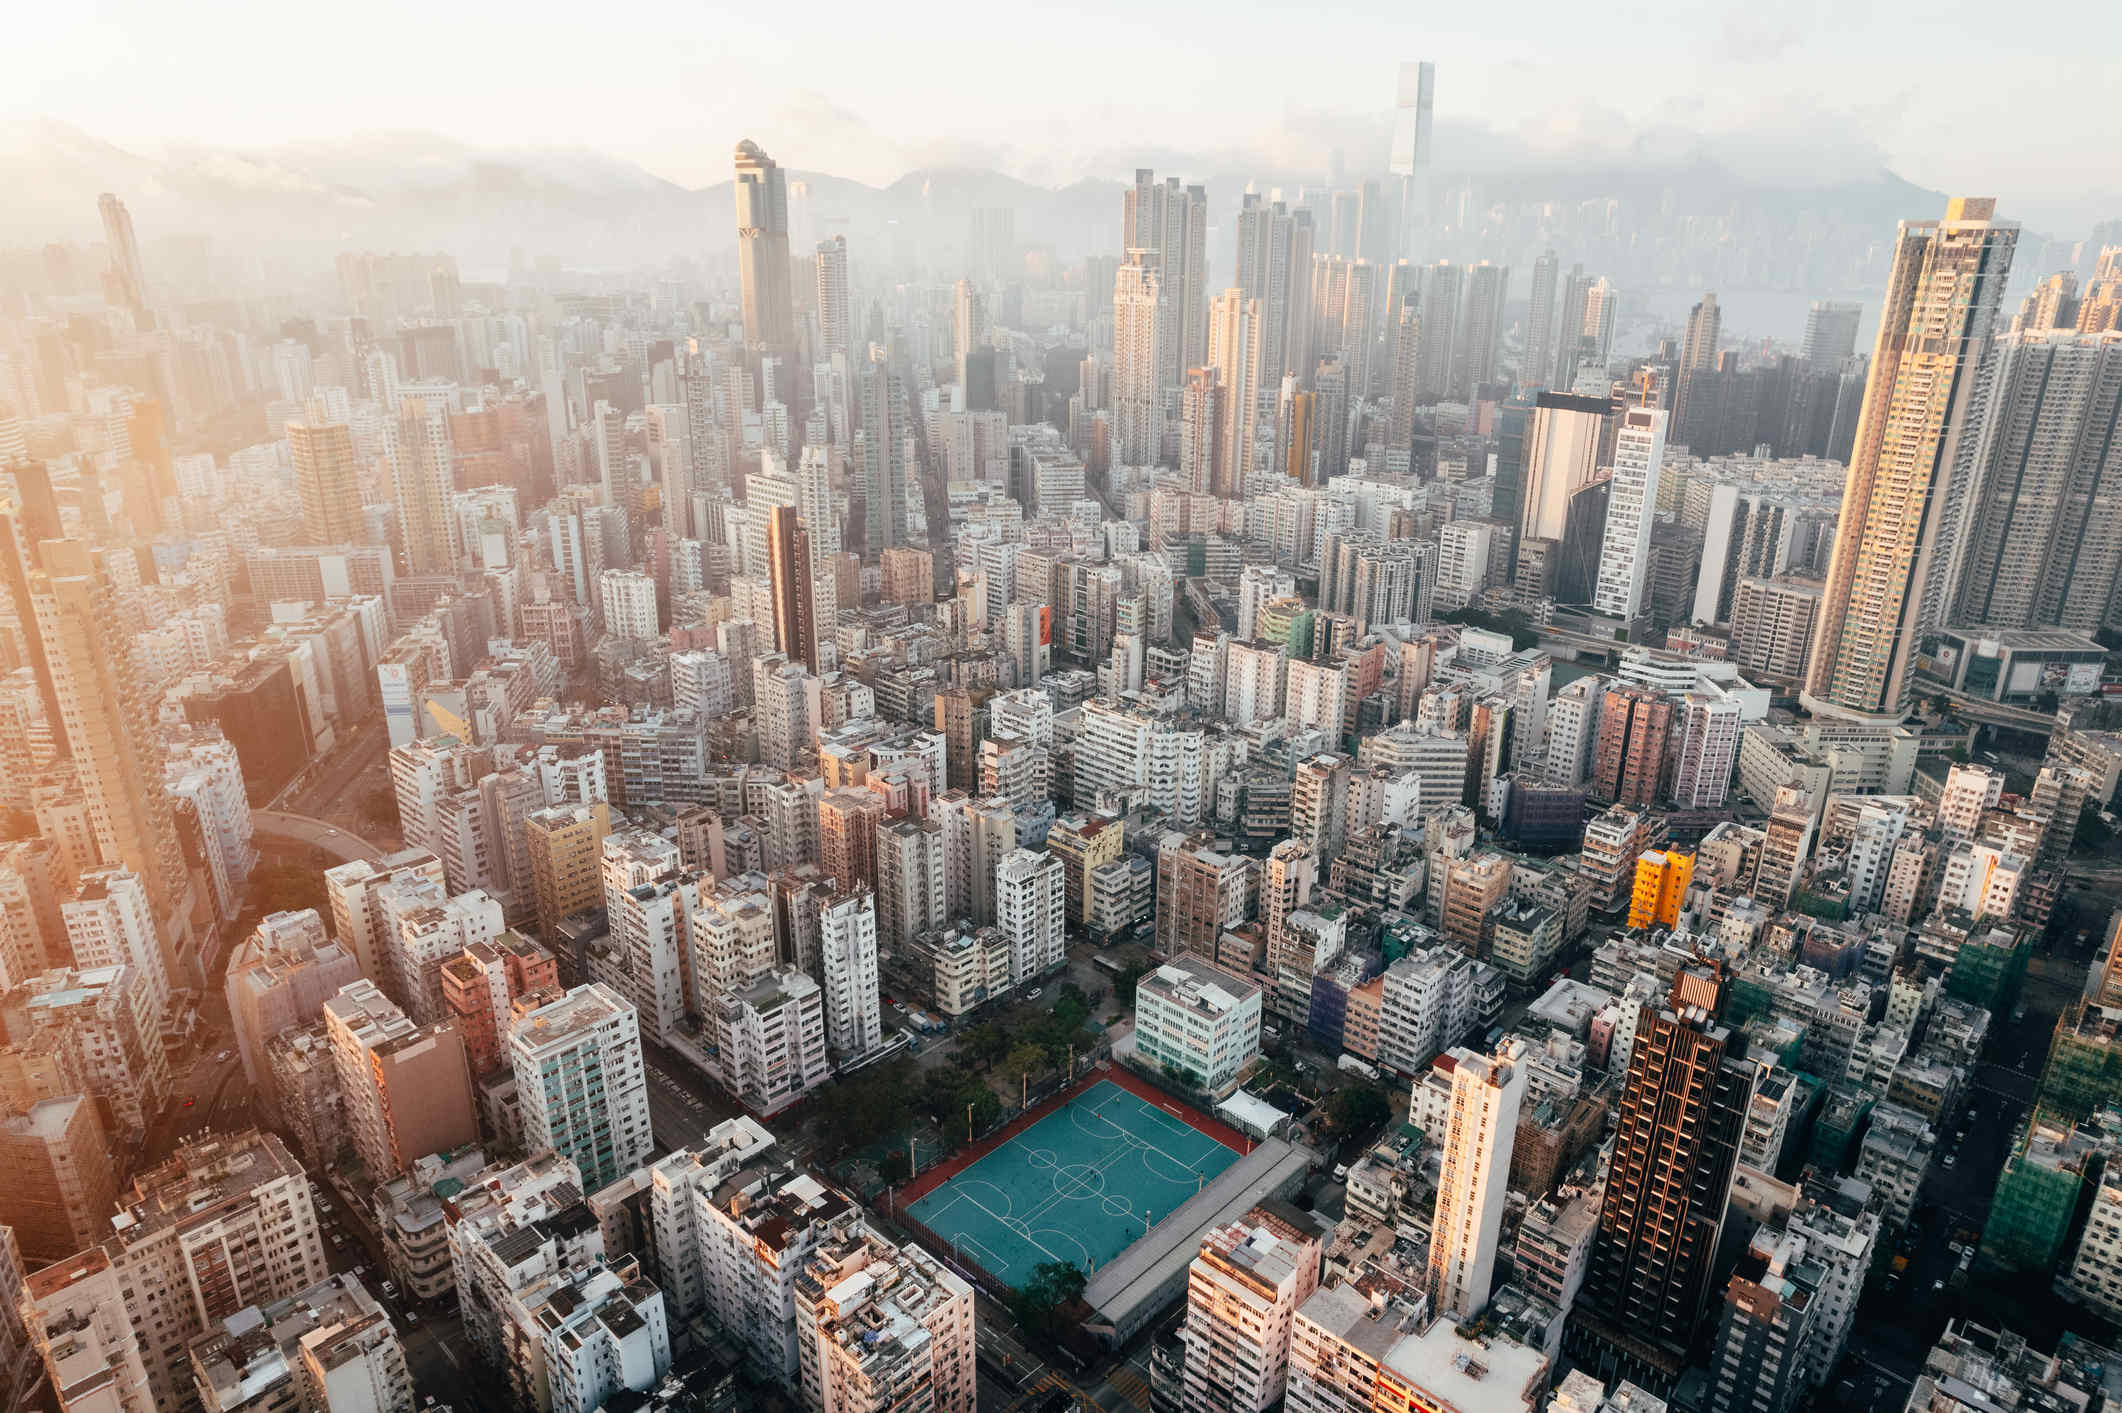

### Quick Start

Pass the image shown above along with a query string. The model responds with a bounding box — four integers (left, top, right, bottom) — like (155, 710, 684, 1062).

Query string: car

(183, 1097, 195, 1108)
(355, 1265, 368, 1276)
(215, 1050, 232, 1063)
(405, 1310, 419, 1326)
(1948, 1242, 1964, 1255)
(1027, 987, 1044, 1000)
(330, 1235, 342, 1248)
(1933, 1279, 1945, 1291)
(382, 1281, 397, 1298)
(1333, 1163, 1349, 1181)
(1944, 1155, 1957, 1168)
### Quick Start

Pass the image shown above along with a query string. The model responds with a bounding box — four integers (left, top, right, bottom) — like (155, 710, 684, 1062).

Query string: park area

(902, 1074, 1243, 1289)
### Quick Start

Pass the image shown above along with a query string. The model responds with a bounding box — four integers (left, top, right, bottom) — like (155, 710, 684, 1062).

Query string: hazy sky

(12, 0, 2118, 231)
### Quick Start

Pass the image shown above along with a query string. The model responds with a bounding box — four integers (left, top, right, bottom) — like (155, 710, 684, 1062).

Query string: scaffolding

(1978, 1117, 2095, 1274)
(2038, 1005, 2122, 1122)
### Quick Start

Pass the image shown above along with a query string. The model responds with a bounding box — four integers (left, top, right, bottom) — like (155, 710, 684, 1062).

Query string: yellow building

(1045, 811, 1124, 926)
(1628, 849, 1695, 929)
(525, 801, 611, 942)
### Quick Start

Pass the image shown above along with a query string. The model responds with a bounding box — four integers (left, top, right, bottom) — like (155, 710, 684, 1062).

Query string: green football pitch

(908, 1079, 1240, 1288)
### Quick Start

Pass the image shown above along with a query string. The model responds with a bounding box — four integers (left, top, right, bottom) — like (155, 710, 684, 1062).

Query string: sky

(10, 0, 2119, 232)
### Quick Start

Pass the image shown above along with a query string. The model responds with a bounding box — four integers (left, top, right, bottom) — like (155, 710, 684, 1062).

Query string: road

(252, 809, 387, 865)
(641, 1040, 744, 1151)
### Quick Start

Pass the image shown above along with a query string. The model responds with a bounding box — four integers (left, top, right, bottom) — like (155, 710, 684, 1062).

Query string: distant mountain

(0, 120, 2052, 314)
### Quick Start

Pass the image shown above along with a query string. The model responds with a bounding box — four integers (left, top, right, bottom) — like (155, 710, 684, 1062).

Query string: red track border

(895, 1063, 1253, 1208)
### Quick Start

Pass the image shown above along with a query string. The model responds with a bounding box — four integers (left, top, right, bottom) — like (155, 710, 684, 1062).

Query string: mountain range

(0, 119, 2069, 323)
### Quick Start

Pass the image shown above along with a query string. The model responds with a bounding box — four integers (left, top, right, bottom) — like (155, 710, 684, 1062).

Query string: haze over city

(0, 11, 2120, 1413)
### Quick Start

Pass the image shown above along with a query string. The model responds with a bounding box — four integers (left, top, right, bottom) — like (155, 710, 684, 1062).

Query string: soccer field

(907, 1079, 1241, 1289)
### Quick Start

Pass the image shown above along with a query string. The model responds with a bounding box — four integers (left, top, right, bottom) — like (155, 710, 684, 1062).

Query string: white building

(1181, 1205, 1324, 1413)
(1593, 406, 1667, 620)
(1436, 520, 1496, 613)
(995, 849, 1067, 988)
(1425, 1041, 1528, 1319)
(24, 1131, 328, 1413)
(794, 1223, 978, 1413)
(60, 866, 170, 1034)
(1133, 954, 1262, 1098)
(708, 969, 833, 1116)
(817, 887, 883, 1059)
(510, 983, 654, 1191)
(598, 569, 661, 641)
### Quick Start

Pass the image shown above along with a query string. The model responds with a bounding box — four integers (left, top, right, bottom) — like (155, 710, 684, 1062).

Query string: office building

(1592, 408, 1667, 621)
(1804, 199, 2017, 720)
(1521, 392, 1610, 548)
(734, 140, 796, 362)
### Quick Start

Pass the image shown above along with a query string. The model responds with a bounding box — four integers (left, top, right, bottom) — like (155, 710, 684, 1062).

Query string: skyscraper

(1949, 328, 2122, 633)
(1426, 1040, 1528, 1319)
(1800, 301, 1862, 375)
(1592, 406, 1668, 620)
(1673, 292, 1721, 442)
(1524, 250, 1560, 388)
(815, 236, 851, 361)
(1417, 261, 1463, 400)
(1207, 289, 1265, 494)
(1388, 61, 1436, 260)
(1113, 251, 1163, 466)
(734, 140, 797, 370)
(1455, 261, 1509, 398)
(1124, 171, 1208, 390)
(1803, 198, 2018, 721)
(1520, 391, 1610, 545)
(766, 504, 817, 671)
(28, 539, 190, 964)
(97, 192, 151, 329)
(858, 347, 909, 550)
(1566, 963, 1752, 1392)
(387, 396, 455, 575)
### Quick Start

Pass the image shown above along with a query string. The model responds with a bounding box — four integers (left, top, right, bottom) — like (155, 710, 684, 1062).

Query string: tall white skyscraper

(1593, 406, 1668, 620)
(1388, 62, 1436, 261)
(1523, 250, 1560, 387)
(1425, 1040, 1527, 1320)
(815, 236, 851, 361)
(1113, 251, 1163, 466)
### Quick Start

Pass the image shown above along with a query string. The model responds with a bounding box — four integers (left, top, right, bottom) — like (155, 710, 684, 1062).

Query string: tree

(960, 1024, 1012, 1070)
(1013, 1260, 1088, 1337)
(2078, 803, 2114, 853)
(1002, 1043, 1048, 1086)
(1327, 1082, 1391, 1137)
(1114, 961, 1151, 1010)
(360, 788, 400, 831)
(880, 1149, 911, 1183)
(251, 861, 325, 916)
